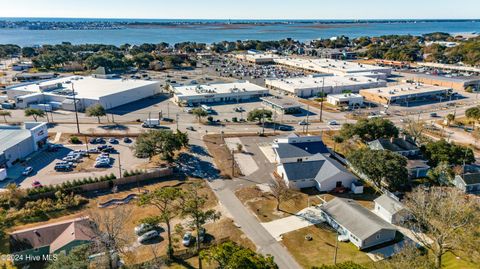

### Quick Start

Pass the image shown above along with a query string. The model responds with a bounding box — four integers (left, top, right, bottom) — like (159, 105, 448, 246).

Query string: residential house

(320, 198, 397, 249)
(368, 136, 430, 178)
(374, 193, 409, 225)
(9, 217, 94, 264)
(453, 173, 480, 194)
(273, 134, 357, 191)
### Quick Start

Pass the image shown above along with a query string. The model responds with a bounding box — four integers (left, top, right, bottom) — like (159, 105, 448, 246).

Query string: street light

(71, 83, 81, 134)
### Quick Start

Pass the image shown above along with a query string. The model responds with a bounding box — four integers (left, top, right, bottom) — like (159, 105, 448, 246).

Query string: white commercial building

(172, 81, 269, 106)
(359, 83, 453, 105)
(274, 57, 392, 76)
(265, 74, 387, 98)
(7, 76, 160, 111)
(235, 53, 276, 64)
(0, 122, 48, 168)
(327, 93, 364, 107)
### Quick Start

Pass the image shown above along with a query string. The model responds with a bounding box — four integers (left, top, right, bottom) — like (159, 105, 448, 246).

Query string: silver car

(137, 230, 159, 244)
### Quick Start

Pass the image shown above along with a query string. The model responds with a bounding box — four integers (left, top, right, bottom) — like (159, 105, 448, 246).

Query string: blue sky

(1, 0, 479, 19)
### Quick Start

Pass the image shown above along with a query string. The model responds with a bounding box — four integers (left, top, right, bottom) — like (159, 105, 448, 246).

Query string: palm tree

(0, 110, 11, 123)
(445, 113, 455, 127)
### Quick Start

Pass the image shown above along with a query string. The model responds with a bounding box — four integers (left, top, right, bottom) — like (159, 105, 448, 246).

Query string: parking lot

(2, 137, 148, 189)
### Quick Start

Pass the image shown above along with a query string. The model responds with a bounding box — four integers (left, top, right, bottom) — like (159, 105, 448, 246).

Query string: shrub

(207, 116, 213, 122)
(232, 117, 238, 122)
(70, 136, 81, 144)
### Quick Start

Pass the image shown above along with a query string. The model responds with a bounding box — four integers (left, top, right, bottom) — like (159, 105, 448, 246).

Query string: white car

(134, 223, 154, 236)
(328, 120, 338, 126)
(298, 120, 310, 126)
(137, 230, 159, 244)
(22, 167, 33, 176)
(182, 232, 194, 247)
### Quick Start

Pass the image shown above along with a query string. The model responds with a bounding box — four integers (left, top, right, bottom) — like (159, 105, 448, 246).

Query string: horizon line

(1, 16, 479, 21)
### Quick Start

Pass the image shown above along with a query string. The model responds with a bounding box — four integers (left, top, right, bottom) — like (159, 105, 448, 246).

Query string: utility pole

(231, 148, 235, 177)
(167, 102, 170, 119)
(333, 232, 339, 265)
(71, 83, 81, 134)
(261, 113, 265, 136)
(273, 110, 277, 134)
(117, 152, 122, 179)
(306, 104, 310, 134)
(320, 77, 325, 122)
(176, 113, 179, 130)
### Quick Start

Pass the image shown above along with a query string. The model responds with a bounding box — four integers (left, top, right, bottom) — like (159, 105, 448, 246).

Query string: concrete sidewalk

(209, 179, 302, 269)
(261, 206, 325, 241)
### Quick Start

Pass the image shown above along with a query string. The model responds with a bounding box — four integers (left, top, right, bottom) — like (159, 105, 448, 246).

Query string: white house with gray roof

(320, 198, 397, 249)
(374, 193, 409, 225)
(273, 134, 356, 191)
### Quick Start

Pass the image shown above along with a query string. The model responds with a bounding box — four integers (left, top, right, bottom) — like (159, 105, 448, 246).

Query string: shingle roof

(275, 141, 330, 159)
(321, 198, 396, 241)
(283, 160, 324, 181)
(368, 137, 418, 152)
(458, 173, 480, 185)
(10, 217, 93, 253)
(374, 194, 405, 214)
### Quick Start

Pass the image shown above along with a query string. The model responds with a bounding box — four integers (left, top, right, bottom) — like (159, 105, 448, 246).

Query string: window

(376, 234, 381, 239)
(297, 158, 303, 162)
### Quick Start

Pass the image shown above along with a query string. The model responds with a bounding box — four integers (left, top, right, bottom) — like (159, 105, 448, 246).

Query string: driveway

(261, 206, 325, 241)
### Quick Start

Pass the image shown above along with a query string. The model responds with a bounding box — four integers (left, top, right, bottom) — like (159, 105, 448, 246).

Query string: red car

(31, 181, 43, 188)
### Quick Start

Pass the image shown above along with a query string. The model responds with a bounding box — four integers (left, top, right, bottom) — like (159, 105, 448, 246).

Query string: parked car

(137, 230, 160, 244)
(298, 120, 310, 125)
(123, 137, 132, 143)
(47, 144, 63, 152)
(277, 125, 293, 131)
(182, 232, 194, 247)
(95, 137, 105, 144)
(198, 228, 206, 243)
(102, 146, 115, 153)
(430, 112, 438, 117)
(22, 167, 33, 176)
(186, 126, 195, 131)
(328, 120, 338, 126)
(108, 138, 118, 144)
(87, 148, 100, 154)
(31, 181, 43, 188)
(97, 145, 108, 150)
(134, 223, 155, 236)
(89, 138, 97, 144)
(55, 164, 72, 172)
(95, 161, 110, 168)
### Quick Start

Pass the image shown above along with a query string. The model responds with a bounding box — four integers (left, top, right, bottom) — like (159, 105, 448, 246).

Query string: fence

(27, 168, 174, 200)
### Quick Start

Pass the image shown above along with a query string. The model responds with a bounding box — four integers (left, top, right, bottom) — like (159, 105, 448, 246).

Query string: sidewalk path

(261, 206, 324, 241)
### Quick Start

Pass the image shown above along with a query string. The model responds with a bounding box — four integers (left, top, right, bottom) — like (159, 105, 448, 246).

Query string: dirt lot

(235, 185, 323, 223)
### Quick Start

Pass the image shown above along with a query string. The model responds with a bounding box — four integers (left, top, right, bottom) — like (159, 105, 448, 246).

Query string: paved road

(209, 179, 302, 269)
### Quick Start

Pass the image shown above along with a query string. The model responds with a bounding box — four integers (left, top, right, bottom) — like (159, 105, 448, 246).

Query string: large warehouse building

(359, 83, 453, 105)
(274, 58, 392, 76)
(265, 75, 387, 97)
(0, 122, 48, 168)
(7, 76, 160, 111)
(399, 72, 480, 91)
(171, 81, 269, 106)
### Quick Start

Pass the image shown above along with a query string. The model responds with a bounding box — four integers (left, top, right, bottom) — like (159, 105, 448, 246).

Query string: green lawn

(282, 224, 375, 269)
(442, 251, 478, 269)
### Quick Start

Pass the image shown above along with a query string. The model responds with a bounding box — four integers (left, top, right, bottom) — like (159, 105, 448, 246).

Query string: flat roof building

(260, 96, 302, 114)
(235, 53, 276, 64)
(274, 57, 392, 76)
(0, 122, 48, 168)
(265, 75, 387, 98)
(172, 81, 269, 106)
(417, 62, 480, 74)
(327, 93, 364, 107)
(359, 83, 453, 105)
(400, 72, 480, 91)
(7, 76, 160, 111)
